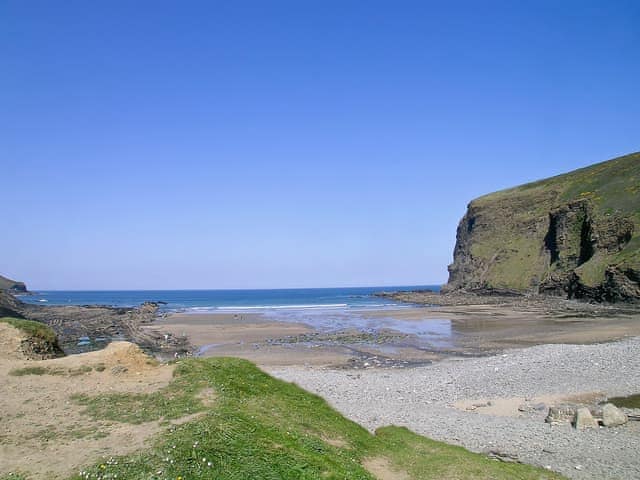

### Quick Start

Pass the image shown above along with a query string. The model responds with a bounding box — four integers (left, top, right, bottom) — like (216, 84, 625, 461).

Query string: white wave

(216, 303, 348, 310)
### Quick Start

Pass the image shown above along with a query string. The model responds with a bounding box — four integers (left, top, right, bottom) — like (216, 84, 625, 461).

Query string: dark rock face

(0, 290, 25, 318)
(19, 335, 65, 360)
(0, 274, 27, 293)
(539, 204, 635, 300)
(445, 153, 640, 302)
(445, 206, 482, 292)
(543, 200, 594, 270)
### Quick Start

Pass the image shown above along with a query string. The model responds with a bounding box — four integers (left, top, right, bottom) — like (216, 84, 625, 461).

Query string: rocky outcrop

(19, 331, 66, 359)
(445, 152, 640, 302)
(0, 274, 27, 293)
(0, 289, 25, 318)
(0, 318, 65, 360)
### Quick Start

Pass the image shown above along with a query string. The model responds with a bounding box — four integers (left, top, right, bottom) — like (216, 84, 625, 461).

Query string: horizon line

(24, 283, 445, 293)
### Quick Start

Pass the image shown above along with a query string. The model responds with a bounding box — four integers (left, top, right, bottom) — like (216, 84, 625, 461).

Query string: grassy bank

(0, 317, 57, 344)
(67, 357, 564, 480)
(0, 316, 64, 359)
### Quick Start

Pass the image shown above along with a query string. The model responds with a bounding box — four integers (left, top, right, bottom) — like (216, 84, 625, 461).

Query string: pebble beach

(270, 337, 640, 480)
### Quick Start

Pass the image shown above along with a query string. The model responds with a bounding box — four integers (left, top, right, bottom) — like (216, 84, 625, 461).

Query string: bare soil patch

(453, 392, 606, 417)
(0, 325, 178, 479)
(363, 456, 410, 480)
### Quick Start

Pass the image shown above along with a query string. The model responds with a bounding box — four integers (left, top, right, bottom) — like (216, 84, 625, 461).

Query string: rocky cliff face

(0, 289, 25, 317)
(0, 274, 27, 292)
(445, 152, 640, 302)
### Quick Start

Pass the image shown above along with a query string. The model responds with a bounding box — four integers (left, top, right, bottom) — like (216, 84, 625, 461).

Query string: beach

(268, 337, 640, 480)
(7, 289, 640, 479)
(140, 301, 640, 479)
(146, 300, 640, 367)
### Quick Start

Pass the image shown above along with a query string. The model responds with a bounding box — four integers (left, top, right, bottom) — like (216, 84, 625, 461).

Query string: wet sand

(145, 302, 640, 367)
(146, 313, 353, 365)
(367, 304, 640, 347)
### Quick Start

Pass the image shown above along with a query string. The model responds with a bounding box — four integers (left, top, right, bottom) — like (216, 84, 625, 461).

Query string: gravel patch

(269, 337, 640, 480)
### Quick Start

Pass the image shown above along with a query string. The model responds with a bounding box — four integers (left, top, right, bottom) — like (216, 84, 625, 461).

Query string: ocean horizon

(19, 285, 441, 312)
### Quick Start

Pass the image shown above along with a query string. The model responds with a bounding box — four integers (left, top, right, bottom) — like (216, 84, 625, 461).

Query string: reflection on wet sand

(146, 304, 640, 368)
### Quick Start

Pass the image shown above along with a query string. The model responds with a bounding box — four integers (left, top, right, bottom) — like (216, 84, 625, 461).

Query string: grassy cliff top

(481, 152, 640, 267)
(475, 152, 640, 217)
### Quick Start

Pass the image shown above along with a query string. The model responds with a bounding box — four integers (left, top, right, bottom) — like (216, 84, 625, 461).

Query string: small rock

(601, 403, 628, 427)
(545, 405, 576, 424)
(111, 365, 128, 375)
(573, 407, 598, 429)
(487, 450, 521, 463)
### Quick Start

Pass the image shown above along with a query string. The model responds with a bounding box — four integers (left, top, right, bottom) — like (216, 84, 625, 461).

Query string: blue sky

(1, 1, 639, 289)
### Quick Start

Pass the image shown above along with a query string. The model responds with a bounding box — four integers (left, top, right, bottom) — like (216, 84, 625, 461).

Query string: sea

(18, 285, 440, 313)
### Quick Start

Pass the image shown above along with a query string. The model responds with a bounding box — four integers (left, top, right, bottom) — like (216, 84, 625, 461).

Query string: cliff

(445, 152, 640, 302)
(0, 274, 27, 292)
(0, 289, 25, 318)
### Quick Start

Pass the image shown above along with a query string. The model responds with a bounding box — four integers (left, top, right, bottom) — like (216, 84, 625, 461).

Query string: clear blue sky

(1, 1, 638, 290)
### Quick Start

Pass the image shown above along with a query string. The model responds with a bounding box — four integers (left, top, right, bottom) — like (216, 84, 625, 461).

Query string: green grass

(9, 365, 95, 377)
(0, 317, 58, 344)
(67, 357, 565, 480)
(609, 393, 640, 409)
(9, 366, 50, 376)
(69, 365, 94, 376)
(0, 474, 29, 480)
(575, 253, 610, 287)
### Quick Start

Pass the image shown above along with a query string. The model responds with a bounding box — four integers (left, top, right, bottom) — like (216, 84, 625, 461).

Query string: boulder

(573, 407, 598, 429)
(601, 403, 628, 427)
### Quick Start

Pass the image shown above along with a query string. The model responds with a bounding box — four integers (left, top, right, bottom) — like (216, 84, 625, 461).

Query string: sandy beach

(147, 312, 353, 365)
(147, 302, 640, 367)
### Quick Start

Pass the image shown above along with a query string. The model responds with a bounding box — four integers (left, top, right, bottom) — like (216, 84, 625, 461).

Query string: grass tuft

(9, 366, 49, 376)
(0, 474, 29, 480)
